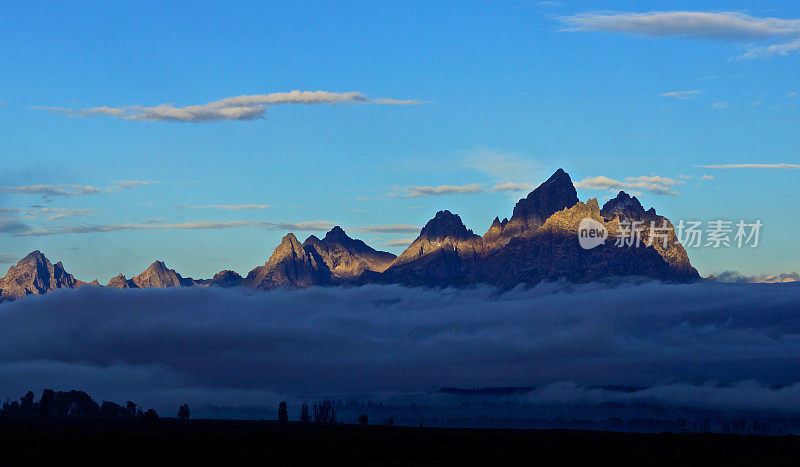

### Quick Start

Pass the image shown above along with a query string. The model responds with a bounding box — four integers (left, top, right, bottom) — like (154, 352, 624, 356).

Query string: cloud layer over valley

(0, 281, 799, 416)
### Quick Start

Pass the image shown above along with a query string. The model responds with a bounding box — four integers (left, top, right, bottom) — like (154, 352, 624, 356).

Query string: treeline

(2, 389, 394, 427)
(0, 389, 170, 422)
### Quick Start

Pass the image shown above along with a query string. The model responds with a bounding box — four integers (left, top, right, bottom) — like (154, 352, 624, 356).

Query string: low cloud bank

(714, 270, 799, 283)
(0, 281, 799, 415)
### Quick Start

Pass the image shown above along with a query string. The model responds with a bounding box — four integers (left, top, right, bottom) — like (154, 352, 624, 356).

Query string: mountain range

(0, 169, 699, 301)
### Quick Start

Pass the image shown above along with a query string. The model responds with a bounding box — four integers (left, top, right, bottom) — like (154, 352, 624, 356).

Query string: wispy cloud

(714, 270, 800, 283)
(491, 182, 536, 192)
(560, 11, 800, 60)
(388, 184, 485, 198)
(40, 90, 424, 123)
(659, 90, 702, 99)
(0, 219, 32, 234)
(698, 163, 800, 169)
(712, 101, 729, 109)
(178, 204, 271, 211)
(701, 174, 714, 180)
(737, 39, 800, 59)
(15, 220, 332, 237)
(574, 175, 684, 195)
(560, 11, 800, 39)
(359, 224, 421, 234)
(382, 237, 416, 247)
(107, 180, 161, 191)
(1, 180, 159, 198)
(27, 208, 98, 220)
(388, 181, 535, 199)
(0, 254, 19, 263)
(1, 184, 101, 197)
(464, 150, 538, 184)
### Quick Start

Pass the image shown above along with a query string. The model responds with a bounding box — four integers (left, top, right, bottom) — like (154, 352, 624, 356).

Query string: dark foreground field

(2, 418, 800, 466)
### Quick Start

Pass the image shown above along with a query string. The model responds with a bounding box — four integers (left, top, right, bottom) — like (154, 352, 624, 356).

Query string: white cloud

(714, 270, 800, 283)
(737, 39, 800, 59)
(388, 180, 537, 199)
(1, 181, 159, 198)
(359, 224, 421, 234)
(1, 184, 101, 197)
(43, 90, 423, 122)
(491, 182, 536, 192)
(178, 204, 271, 211)
(712, 101, 729, 109)
(382, 237, 417, 247)
(108, 180, 161, 191)
(698, 163, 800, 169)
(560, 11, 800, 39)
(701, 174, 714, 180)
(575, 175, 684, 195)
(659, 90, 702, 99)
(560, 11, 800, 60)
(389, 184, 485, 198)
(788, 92, 799, 98)
(27, 208, 98, 220)
(15, 220, 332, 237)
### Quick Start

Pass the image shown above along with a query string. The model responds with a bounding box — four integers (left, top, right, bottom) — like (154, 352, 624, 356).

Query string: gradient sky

(1, 0, 798, 282)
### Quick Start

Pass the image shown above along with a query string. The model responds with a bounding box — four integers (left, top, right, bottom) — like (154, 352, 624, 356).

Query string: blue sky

(1, 0, 798, 282)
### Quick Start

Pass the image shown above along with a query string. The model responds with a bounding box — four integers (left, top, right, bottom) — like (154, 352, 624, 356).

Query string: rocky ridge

(0, 168, 702, 301)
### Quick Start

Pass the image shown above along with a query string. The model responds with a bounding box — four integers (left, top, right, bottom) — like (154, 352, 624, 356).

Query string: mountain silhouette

(0, 169, 701, 301)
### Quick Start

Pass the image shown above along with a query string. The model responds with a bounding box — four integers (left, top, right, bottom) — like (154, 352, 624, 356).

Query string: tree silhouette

(278, 401, 288, 423)
(178, 403, 190, 420)
(300, 403, 311, 423)
(19, 391, 37, 415)
(39, 389, 55, 418)
(142, 408, 159, 424)
(99, 401, 123, 418)
(125, 401, 138, 418)
(358, 414, 368, 426)
(313, 401, 336, 424)
(52, 390, 99, 417)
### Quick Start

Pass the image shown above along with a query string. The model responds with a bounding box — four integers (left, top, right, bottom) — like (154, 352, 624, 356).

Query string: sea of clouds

(0, 280, 799, 419)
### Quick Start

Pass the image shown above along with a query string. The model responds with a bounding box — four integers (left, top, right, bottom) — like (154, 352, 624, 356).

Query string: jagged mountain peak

(304, 226, 396, 279)
(107, 273, 138, 289)
(602, 191, 643, 214)
(420, 210, 476, 241)
(147, 260, 169, 271)
(23, 250, 47, 262)
(488, 169, 580, 242)
(512, 169, 578, 222)
(0, 250, 79, 300)
(320, 226, 361, 249)
(601, 190, 659, 220)
(482, 217, 504, 244)
(132, 260, 186, 288)
(247, 232, 332, 289)
(209, 270, 243, 288)
(324, 225, 348, 241)
(268, 233, 307, 263)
